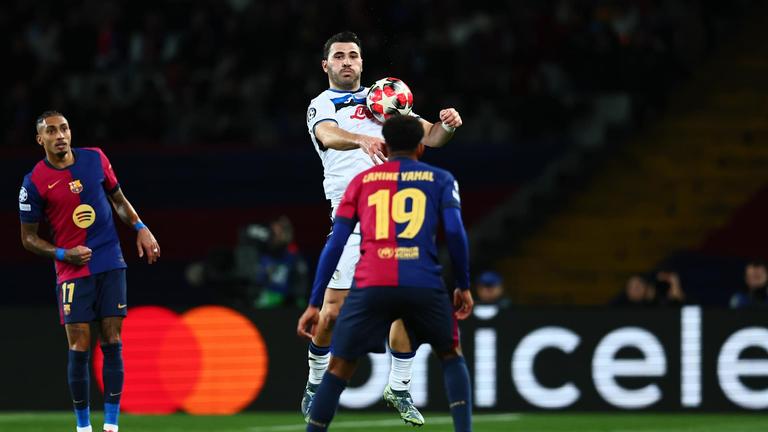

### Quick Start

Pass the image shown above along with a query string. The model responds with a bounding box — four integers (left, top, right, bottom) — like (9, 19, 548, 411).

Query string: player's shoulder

(311, 87, 368, 104)
(349, 160, 393, 184)
(79, 147, 107, 158)
(27, 158, 47, 177)
(26, 158, 55, 185)
(409, 160, 456, 183)
(309, 89, 336, 105)
(308, 90, 337, 123)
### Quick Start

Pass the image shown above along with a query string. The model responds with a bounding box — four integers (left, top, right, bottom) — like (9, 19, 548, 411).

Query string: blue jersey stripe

(329, 95, 367, 105)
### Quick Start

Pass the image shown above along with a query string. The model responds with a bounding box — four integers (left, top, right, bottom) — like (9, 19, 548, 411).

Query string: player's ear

(416, 142, 425, 159)
(35, 134, 43, 146)
(321, 59, 328, 72)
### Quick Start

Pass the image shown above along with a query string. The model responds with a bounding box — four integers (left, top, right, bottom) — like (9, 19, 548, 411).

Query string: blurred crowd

(1, 0, 748, 149)
(611, 260, 768, 309)
(186, 216, 309, 309)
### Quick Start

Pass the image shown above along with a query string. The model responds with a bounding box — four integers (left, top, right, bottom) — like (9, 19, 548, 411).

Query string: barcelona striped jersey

(18, 148, 126, 283)
(333, 157, 462, 289)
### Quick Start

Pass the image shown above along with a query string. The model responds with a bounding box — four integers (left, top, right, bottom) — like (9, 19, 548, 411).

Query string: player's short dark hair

(36, 110, 64, 132)
(382, 116, 423, 152)
(323, 31, 362, 59)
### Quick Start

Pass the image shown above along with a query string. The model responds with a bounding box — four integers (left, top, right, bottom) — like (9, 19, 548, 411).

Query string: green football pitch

(1, 412, 767, 432)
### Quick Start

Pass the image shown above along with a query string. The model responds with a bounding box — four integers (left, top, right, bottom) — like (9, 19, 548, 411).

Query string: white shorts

(327, 222, 361, 290)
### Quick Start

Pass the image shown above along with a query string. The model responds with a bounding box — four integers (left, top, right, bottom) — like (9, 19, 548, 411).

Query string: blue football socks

(306, 372, 347, 431)
(442, 355, 473, 432)
(68, 349, 91, 428)
(101, 343, 124, 427)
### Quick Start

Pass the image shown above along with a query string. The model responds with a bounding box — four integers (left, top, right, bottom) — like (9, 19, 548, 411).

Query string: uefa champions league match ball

(366, 77, 414, 123)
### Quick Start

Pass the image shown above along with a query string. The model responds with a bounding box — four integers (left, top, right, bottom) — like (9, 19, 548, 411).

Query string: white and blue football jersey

(307, 87, 419, 208)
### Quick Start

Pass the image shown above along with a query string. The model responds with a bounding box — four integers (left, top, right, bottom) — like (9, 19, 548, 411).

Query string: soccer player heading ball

(305, 115, 474, 432)
(298, 31, 463, 426)
(19, 111, 160, 432)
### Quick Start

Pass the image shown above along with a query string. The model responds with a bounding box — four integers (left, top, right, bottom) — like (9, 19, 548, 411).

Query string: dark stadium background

(1, 0, 768, 420)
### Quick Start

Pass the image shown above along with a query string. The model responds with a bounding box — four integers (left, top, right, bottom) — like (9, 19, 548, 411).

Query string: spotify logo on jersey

(72, 204, 96, 228)
(92, 305, 269, 414)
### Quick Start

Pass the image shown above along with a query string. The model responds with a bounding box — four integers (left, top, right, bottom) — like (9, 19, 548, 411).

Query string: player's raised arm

(314, 121, 387, 164)
(420, 108, 463, 148)
(108, 189, 160, 264)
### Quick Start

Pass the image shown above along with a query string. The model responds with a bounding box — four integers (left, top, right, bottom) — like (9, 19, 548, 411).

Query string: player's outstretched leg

(440, 354, 472, 432)
(302, 289, 347, 422)
(383, 320, 424, 426)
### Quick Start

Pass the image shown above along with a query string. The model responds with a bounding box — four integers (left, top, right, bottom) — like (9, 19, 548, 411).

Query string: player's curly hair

(36, 110, 65, 132)
(323, 31, 362, 59)
(382, 116, 422, 152)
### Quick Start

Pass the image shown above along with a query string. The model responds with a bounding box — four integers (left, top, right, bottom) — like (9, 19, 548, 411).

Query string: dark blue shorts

(56, 269, 127, 325)
(331, 285, 459, 361)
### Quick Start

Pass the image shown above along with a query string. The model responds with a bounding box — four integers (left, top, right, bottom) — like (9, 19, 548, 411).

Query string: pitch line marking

(248, 413, 521, 431)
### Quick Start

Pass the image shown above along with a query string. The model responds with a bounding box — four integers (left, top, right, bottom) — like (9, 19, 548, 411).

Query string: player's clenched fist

(64, 245, 92, 265)
(453, 288, 474, 320)
(439, 108, 462, 129)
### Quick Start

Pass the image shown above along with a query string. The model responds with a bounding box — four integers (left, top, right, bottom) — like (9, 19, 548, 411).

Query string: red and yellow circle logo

(93, 305, 268, 414)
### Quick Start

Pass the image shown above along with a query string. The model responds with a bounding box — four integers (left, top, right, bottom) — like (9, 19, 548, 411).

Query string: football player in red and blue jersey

(304, 115, 473, 432)
(18, 111, 160, 432)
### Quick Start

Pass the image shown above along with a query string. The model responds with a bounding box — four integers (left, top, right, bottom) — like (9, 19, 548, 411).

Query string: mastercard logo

(93, 305, 268, 414)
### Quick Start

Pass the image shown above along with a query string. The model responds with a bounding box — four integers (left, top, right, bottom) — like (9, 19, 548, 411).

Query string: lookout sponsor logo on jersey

(350, 105, 373, 120)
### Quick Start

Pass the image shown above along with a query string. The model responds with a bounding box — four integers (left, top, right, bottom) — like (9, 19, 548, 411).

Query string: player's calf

(68, 349, 92, 432)
(438, 353, 472, 432)
(306, 372, 348, 431)
(101, 342, 123, 432)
